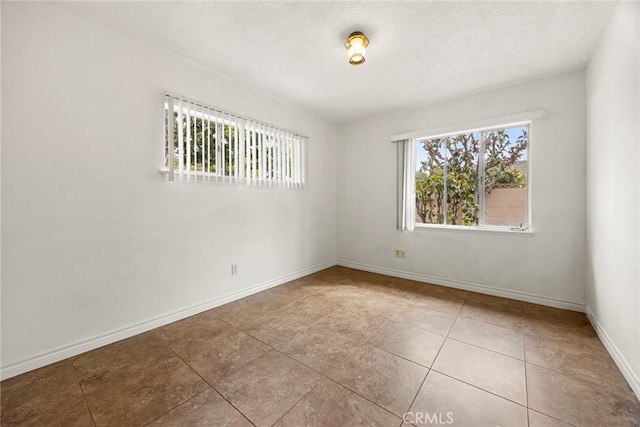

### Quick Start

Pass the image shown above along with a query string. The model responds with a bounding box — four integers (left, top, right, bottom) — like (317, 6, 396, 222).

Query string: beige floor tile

(209, 298, 279, 329)
(520, 312, 597, 341)
(432, 339, 526, 405)
(254, 282, 324, 305)
(312, 344, 428, 417)
(311, 284, 374, 305)
(151, 388, 251, 426)
(214, 350, 322, 427)
(240, 293, 342, 347)
(518, 302, 594, 339)
(416, 282, 469, 301)
(4, 267, 637, 427)
(367, 320, 445, 367)
(311, 266, 360, 284)
(72, 333, 207, 426)
(344, 293, 409, 318)
(466, 292, 524, 312)
(389, 303, 457, 336)
(410, 294, 465, 316)
(527, 409, 573, 427)
(154, 315, 271, 384)
(526, 363, 640, 426)
(524, 334, 631, 396)
(449, 317, 524, 359)
(279, 292, 345, 318)
(409, 371, 527, 427)
(278, 324, 362, 365)
(240, 309, 312, 347)
(274, 379, 400, 426)
(0, 361, 93, 427)
(389, 282, 466, 315)
(311, 304, 388, 342)
(458, 300, 524, 330)
(521, 302, 586, 322)
(283, 328, 427, 417)
(393, 283, 466, 315)
(208, 282, 320, 327)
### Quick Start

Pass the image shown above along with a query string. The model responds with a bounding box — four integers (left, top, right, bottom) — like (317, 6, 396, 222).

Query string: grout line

(142, 387, 212, 427)
(428, 290, 532, 415)
(15, 269, 595, 427)
(457, 313, 523, 334)
(360, 318, 390, 346)
(404, 369, 431, 425)
(445, 336, 525, 362)
(365, 340, 434, 370)
(156, 340, 257, 427)
(69, 361, 98, 427)
(521, 358, 632, 397)
(443, 289, 466, 340)
(229, 323, 404, 422)
(276, 355, 404, 423)
(328, 268, 588, 426)
(400, 299, 463, 319)
(134, 271, 595, 426)
(455, 300, 525, 333)
(399, 286, 469, 426)
(190, 322, 274, 384)
(526, 408, 578, 427)
(303, 299, 354, 330)
(207, 297, 409, 422)
(431, 369, 528, 409)
(268, 386, 315, 426)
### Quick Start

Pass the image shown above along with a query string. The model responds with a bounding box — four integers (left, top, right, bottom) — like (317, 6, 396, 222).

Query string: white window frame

(392, 109, 546, 235)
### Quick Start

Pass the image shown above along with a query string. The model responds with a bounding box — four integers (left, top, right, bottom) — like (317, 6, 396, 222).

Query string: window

(415, 124, 529, 229)
(394, 111, 543, 233)
(163, 95, 306, 187)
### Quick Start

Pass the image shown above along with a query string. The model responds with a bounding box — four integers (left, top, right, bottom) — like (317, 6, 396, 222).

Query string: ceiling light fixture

(345, 31, 369, 66)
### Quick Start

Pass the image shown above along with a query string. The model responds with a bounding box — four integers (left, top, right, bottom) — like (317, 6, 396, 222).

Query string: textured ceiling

(54, 1, 617, 124)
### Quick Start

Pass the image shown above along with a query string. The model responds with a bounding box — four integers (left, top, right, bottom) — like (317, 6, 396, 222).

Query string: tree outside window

(415, 125, 529, 227)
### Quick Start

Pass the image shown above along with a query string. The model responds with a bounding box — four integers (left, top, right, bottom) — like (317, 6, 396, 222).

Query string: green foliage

(483, 129, 528, 193)
(166, 110, 286, 179)
(495, 168, 527, 186)
(416, 129, 527, 226)
(416, 168, 444, 224)
(166, 111, 238, 175)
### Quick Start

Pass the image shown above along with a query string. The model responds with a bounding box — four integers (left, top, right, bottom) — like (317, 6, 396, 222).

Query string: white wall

(337, 70, 586, 309)
(0, 2, 337, 377)
(585, 0, 640, 398)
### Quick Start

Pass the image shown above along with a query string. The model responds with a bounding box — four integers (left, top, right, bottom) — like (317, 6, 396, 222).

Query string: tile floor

(2, 266, 640, 426)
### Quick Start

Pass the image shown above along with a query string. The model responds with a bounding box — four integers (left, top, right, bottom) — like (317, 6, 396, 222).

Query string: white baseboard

(585, 307, 640, 401)
(337, 260, 585, 312)
(0, 260, 337, 381)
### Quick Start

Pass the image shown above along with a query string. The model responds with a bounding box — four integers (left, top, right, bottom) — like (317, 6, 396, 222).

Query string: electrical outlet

(395, 249, 406, 258)
(231, 264, 238, 275)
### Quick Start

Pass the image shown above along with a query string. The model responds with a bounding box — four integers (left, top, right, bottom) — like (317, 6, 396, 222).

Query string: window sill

(414, 223, 535, 236)
(159, 168, 237, 183)
(158, 168, 304, 188)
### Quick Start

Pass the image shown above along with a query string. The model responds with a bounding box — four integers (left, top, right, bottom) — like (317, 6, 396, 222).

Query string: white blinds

(163, 95, 306, 188)
(395, 138, 416, 232)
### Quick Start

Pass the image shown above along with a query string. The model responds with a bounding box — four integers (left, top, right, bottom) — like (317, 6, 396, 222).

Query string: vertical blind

(395, 138, 416, 232)
(164, 95, 306, 188)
